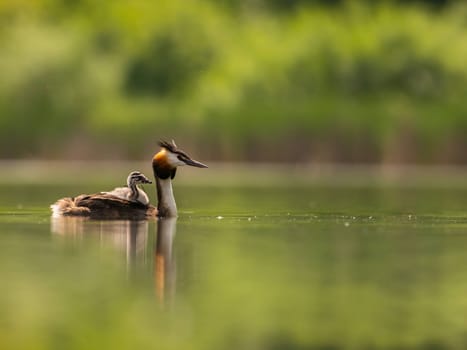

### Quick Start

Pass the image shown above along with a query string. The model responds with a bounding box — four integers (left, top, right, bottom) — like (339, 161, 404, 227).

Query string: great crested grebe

(152, 140, 208, 217)
(50, 140, 207, 219)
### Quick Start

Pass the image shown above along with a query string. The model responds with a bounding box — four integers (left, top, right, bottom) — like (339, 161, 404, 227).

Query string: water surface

(0, 184, 466, 350)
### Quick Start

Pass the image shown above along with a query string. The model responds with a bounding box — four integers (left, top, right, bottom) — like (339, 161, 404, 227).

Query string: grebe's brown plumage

(51, 171, 155, 220)
(50, 141, 208, 219)
(52, 193, 157, 219)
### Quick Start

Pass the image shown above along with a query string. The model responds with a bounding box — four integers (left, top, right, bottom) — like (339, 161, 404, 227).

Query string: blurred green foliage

(0, 0, 466, 162)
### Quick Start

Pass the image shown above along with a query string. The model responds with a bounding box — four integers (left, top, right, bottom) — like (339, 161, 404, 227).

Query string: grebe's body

(51, 171, 155, 219)
(50, 141, 207, 219)
(51, 193, 157, 220)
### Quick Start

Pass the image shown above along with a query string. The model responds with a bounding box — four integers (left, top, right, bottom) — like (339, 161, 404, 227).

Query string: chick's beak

(184, 158, 208, 168)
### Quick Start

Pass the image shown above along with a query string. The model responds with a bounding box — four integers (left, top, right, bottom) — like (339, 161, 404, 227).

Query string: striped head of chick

(127, 171, 152, 187)
(152, 140, 208, 180)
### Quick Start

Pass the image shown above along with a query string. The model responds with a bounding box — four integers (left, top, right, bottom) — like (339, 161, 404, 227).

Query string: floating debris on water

(216, 216, 224, 220)
(344, 222, 350, 227)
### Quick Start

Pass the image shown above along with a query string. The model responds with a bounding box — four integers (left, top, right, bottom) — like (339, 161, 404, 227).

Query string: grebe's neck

(128, 182, 139, 202)
(156, 177, 177, 217)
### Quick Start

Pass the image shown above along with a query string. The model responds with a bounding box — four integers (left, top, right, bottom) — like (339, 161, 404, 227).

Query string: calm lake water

(1, 183, 467, 350)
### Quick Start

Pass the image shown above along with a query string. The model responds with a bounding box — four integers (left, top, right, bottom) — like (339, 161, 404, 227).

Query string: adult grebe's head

(152, 140, 208, 179)
(127, 171, 152, 187)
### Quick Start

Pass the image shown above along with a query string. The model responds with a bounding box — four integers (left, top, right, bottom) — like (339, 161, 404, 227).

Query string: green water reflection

(0, 185, 466, 349)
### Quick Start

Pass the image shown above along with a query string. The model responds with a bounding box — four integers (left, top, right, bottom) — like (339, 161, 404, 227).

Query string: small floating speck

(248, 217, 252, 221)
(216, 216, 224, 220)
(344, 222, 350, 227)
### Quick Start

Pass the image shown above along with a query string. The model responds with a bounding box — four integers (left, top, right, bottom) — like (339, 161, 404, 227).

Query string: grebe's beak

(184, 158, 208, 168)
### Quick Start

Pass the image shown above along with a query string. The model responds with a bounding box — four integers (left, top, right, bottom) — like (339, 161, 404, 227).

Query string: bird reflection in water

(51, 216, 177, 303)
(154, 218, 177, 303)
(51, 217, 149, 267)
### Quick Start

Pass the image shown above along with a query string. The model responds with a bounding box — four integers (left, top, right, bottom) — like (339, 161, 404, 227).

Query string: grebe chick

(51, 171, 156, 220)
(105, 171, 152, 205)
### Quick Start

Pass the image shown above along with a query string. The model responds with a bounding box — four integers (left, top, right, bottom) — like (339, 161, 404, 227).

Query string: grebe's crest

(158, 140, 178, 154)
